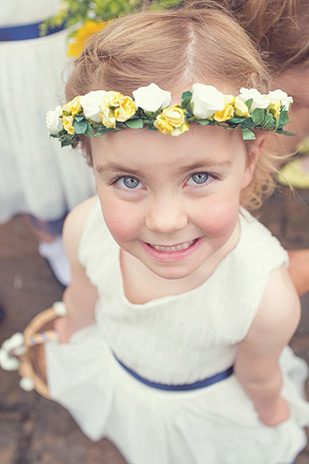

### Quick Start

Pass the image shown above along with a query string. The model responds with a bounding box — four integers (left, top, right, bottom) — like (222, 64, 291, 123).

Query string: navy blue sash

(0, 20, 66, 41)
(114, 354, 233, 391)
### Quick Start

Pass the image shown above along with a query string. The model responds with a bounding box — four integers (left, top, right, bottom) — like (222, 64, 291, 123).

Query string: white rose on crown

(191, 84, 225, 119)
(267, 89, 293, 110)
(133, 83, 171, 112)
(80, 90, 107, 122)
(46, 105, 63, 135)
(239, 88, 269, 111)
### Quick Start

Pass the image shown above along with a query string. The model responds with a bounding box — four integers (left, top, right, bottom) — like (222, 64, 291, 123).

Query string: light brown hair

(65, 5, 280, 210)
(203, 0, 309, 73)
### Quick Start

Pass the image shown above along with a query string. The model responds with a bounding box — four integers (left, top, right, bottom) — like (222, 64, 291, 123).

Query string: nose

(145, 194, 188, 233)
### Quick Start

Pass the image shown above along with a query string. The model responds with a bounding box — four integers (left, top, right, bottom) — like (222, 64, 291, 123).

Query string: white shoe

(38, 236, 71, 286)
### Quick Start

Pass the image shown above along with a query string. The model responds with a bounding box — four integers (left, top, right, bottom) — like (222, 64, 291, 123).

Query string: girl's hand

(257, 397, 290, 427)
(54, 316, 75, 344)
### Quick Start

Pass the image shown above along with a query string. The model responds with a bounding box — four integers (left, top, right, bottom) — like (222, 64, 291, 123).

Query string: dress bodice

(79, 198, 288, 384)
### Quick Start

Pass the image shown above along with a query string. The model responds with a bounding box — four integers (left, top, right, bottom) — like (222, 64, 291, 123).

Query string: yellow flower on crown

(268, 100, 281, 120)
(62, 96, 82, 117)
(213, 95, 235, 122)
(154, 114, 174, 134)
(62, 115, 75, 134)
(101, 91, 123, 109)
(170, 123, 189, 136)
(234, 97, 250, 118)
(161, 106, 186, 128)
(114, 96, 137, 122)
(154, 107, 188, 136)
(99, 107, 116, 128)
(99, 92, 136, 127)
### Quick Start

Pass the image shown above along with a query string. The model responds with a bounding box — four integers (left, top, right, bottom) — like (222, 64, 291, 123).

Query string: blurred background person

(0, 0, 96, 287)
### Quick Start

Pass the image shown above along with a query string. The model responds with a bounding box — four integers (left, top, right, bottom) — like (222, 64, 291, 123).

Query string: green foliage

(43, 0, 184, 35)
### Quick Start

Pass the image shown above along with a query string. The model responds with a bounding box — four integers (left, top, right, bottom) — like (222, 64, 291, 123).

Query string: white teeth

(150, 240, 195, 252)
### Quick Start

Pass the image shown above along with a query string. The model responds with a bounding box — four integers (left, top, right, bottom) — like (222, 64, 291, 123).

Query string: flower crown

(46, 83, 293, 148)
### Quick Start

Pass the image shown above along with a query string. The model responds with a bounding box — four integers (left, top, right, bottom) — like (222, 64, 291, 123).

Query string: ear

(241, 131, 268, 189)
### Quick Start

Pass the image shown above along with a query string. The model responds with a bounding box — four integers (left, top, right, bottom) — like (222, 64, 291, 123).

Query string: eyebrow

(95, 159, 233, 176)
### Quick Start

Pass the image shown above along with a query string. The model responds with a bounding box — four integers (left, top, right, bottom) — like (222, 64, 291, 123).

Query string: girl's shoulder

(66, 196, 116, 289)
(237, 209, 288, 270)
(62, 196, 99, 270)
(63, 196, 98, 245)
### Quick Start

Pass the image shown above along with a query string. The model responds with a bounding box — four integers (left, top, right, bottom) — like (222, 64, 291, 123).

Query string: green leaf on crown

(228, 117, 246, 125)
(261, 112, 277, 130)
(276, 129, 295, 136)
(195, 119, 211, 126)
(245, 99, 253, 110)
(278, 109, 290, 129)
(250, 108, 266, 126)
(241, 128, 256, 140)
(126, 119, 144, 129)
(74, 118, 89, 134)
(95, 126, 111, 136)
(181, 91, 193, 112)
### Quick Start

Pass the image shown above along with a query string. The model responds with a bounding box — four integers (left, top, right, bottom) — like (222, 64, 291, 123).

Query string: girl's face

(268, 66, 309, 155)
(91, 125, 258, 281)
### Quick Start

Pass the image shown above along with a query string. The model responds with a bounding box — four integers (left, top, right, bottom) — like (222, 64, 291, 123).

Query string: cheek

(99, 196, 142, 243)
(292, 106, 309, 137)
(196, 200, 239, 239)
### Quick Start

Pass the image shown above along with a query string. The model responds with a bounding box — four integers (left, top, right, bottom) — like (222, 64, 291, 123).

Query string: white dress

(0, 1, 95, 223)
(46, 198, 309, 464)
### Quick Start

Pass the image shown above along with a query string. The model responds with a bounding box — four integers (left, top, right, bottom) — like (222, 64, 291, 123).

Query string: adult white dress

(46, 199, 309, 464)
(0, 0, 95, 223)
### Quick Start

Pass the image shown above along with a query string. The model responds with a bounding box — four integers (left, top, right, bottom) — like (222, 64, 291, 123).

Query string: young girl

(2, 5, 309, 464)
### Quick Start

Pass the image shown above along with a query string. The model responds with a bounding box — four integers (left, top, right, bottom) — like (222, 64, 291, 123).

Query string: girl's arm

(55, 197, 99, 343)
(234, 265, 301, 426)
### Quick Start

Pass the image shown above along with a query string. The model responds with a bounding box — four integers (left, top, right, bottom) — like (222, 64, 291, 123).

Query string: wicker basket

(17, 307, 60, 398)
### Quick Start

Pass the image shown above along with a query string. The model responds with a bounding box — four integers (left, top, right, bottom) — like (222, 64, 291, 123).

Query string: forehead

(91, 124, 246, 170)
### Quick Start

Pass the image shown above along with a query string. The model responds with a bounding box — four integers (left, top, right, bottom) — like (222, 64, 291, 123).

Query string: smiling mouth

(147, 239, 197, 252)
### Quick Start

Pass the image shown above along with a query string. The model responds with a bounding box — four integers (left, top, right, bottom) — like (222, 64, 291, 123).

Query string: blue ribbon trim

(0, 21, 66, 42)
(114, 354, 233, 391)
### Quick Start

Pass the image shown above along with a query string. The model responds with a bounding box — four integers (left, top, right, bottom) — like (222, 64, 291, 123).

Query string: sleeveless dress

(0, 1, 95, 222)
(45, 198, 309, 464)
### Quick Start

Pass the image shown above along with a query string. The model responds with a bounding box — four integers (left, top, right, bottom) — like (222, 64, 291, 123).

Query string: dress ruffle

(46, 326, 309, 464)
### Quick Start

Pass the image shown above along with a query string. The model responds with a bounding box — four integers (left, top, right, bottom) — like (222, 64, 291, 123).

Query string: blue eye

(117, 176, 141, 189)
(189, 173, 209, 185)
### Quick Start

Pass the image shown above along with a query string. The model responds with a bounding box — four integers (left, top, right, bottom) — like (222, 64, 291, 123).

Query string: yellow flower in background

(297, 136, 309, 154)
(62, 96, 81, 116)
(234, 97, 250, 118)
(62, 115, 75, 134)
(154, 114, 174, 134)
(268, 100, 281, 120)
(114, 97, 136, 122)
(161, 106, 186, 127)
(67, 20, 107, 58)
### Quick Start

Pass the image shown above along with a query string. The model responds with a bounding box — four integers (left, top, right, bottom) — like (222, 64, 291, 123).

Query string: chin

(146, 262, 200, 281)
